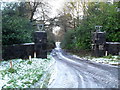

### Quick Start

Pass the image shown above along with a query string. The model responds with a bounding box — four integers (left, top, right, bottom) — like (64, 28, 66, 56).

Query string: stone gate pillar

(34, 31, 47, 58)
(92, 26, 106, 57)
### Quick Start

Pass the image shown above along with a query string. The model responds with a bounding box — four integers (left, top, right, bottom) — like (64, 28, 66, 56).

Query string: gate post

(34, 31, 47, 58)
(92, 26, 106, 57)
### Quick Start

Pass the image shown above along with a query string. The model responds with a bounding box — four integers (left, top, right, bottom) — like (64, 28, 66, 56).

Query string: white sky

(0, 0, 67, 18)
(48, 0, 67, 18)
(1, 0, 116, 18)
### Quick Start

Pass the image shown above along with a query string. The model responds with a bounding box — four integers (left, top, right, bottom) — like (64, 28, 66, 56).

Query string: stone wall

(2, 43, 34, 60)
(106, 42, 120, 55)
(2, 31, 48, 60)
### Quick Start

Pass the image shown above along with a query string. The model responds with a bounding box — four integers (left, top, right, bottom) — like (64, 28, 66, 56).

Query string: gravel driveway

(48, 49, 119, 89)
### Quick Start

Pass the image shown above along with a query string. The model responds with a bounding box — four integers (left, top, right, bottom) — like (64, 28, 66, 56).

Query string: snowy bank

(0, 55, 55, 89)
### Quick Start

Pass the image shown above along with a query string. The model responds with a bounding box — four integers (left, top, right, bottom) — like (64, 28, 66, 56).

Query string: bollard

(29, 55, 31, 61)
(10, 60, 12, 68)
(105, 51, 108, 56)
(34, 52, 36, 58)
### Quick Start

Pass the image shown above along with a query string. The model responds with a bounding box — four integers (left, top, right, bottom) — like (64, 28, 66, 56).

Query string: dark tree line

(60, 1, 120, 50)
(2, 1, 51, 45)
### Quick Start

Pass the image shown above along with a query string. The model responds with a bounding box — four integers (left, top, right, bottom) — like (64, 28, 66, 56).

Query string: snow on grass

(81, 55, 120, 65)
(0, 55, 54, 89)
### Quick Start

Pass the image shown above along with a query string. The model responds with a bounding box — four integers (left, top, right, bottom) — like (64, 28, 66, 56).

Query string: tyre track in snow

(48, 49, 119, 88)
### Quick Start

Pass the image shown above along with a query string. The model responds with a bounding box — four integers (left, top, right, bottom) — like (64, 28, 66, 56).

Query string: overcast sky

(1, 0, 116, 18)
(1, 0, 67, 18)
(49, 0, 67, 18)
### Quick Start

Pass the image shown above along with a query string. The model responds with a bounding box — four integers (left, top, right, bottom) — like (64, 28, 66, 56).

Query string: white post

(105, 51, 108, 56)
(29, 55, 31, 60)
(34, 52, 36, 58)
(10, 60, 12, 68)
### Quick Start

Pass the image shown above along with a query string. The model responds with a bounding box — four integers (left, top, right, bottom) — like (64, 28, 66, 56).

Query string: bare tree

(26, 0, 51, 22)
(58, 0, 88, 29)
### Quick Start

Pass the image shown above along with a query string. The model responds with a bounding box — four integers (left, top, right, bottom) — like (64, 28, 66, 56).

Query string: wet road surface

(48, 49, 119, 88)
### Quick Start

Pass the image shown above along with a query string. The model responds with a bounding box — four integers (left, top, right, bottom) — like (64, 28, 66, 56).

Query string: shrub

(23, 81, 31, 84)
(27, 61, 32, 65)
(2, 2, 35, 45)
(32, 79, 38, 84)
(8, 68, 17, 73)
(61, 30, 75, 49)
